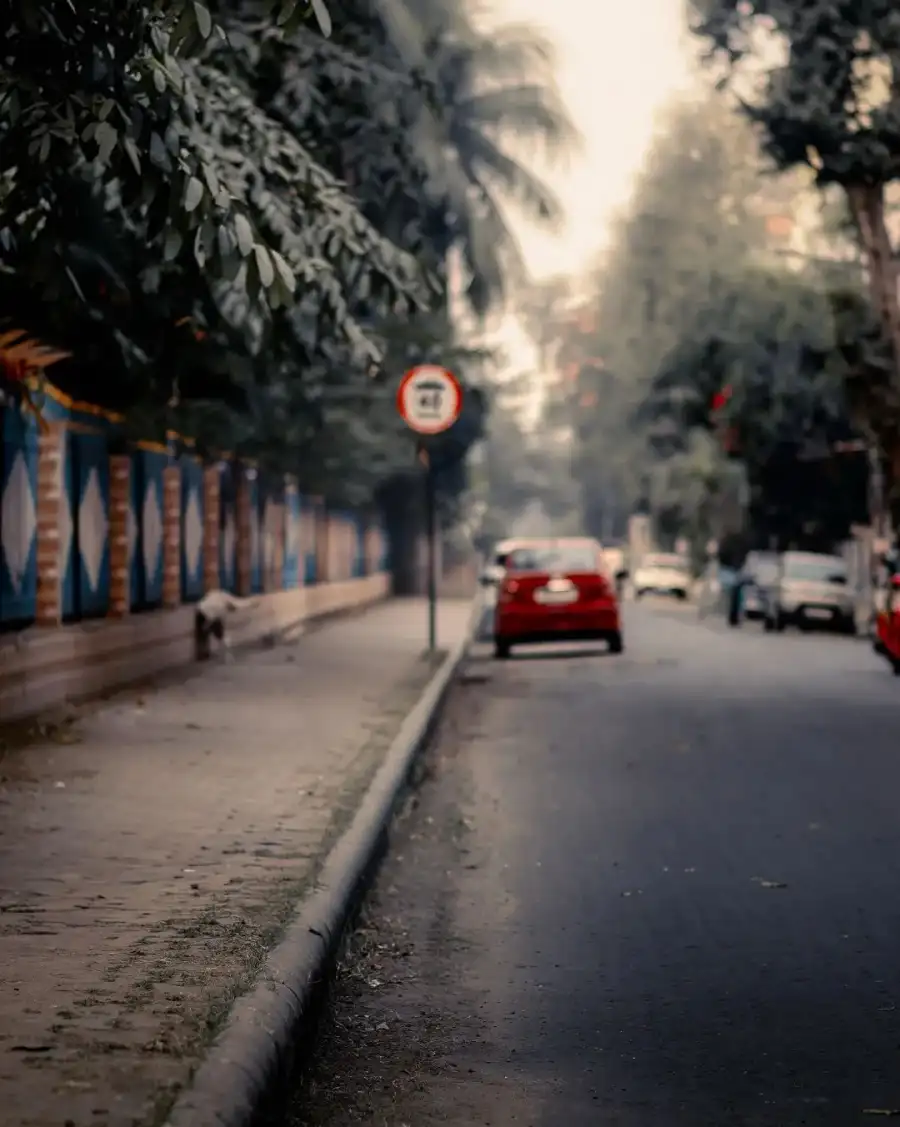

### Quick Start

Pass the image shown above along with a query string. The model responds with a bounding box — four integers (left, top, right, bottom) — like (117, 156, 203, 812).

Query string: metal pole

(425, 451, 437, 651)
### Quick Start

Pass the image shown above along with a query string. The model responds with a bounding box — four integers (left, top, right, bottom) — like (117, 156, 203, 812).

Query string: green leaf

(123, 136, 141, 174)
(149, 133, 170, 169)
(153, 66, 166, 94)
(310, 0, 332, 37)
(202, 163, 219, 197)
(255, 245, 275, 287)
(38, 133, 51, 162)
(98, 98, 116, 121)
(193, 1, 212, 38)
(234, 213, 254, 257)
(270, 250, 295, 292)
(95, 121, 117, 164)
(164, 227, 183, 261)
(184, 176, 204, 212)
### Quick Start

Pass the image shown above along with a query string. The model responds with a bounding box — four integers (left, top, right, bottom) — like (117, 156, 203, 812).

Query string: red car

(493, 538, 623, 658)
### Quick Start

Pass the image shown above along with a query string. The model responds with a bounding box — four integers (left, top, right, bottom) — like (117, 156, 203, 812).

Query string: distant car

(493, 538, 623, 658)
(632, 553, 691, 600)
(762, 551, 856, 634)
(740, 551, 779, 621)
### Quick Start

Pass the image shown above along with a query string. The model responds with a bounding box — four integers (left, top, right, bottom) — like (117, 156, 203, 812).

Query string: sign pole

(396, 365, 463, 653)
(423, 449, 437, 651)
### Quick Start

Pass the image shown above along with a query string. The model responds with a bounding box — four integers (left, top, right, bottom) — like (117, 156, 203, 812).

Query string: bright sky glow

(487, 0, 694, 280)
(464, 0, 695, 411)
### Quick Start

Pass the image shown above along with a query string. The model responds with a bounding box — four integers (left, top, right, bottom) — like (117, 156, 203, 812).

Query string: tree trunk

(845, 182, 900, 542)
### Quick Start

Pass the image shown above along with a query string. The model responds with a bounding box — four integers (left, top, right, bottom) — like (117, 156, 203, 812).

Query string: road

(290, 603, 900, 1126)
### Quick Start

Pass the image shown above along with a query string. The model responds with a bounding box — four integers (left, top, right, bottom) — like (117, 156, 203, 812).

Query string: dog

(194, 590, 259, 660)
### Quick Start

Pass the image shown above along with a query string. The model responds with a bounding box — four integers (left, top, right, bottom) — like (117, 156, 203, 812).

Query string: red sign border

(396, 366, 463, 435)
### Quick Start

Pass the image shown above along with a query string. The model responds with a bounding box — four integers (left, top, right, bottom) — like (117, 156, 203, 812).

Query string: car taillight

(499, 579, 520, 603)
(578, 575, 611, 598)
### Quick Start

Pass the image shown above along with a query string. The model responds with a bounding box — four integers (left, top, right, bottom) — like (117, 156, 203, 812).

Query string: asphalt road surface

(292, 603, 900, 1126)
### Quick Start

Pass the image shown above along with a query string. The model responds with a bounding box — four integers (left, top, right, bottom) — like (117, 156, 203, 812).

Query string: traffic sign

(396, 366, 462, 435)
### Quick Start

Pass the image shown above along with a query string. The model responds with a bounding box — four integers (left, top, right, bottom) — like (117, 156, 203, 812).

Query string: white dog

(194, 590, 258, 660)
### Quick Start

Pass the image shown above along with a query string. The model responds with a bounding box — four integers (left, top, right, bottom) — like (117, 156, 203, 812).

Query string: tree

(643, 265, 868, 550)
(520, 87, 869, 554)
(1, 1, 333, 305)
(1, 0, 577, 515)
(520, 92, 772, 542)
(691, 0, 900, 532)
(367, 0, 579, 312)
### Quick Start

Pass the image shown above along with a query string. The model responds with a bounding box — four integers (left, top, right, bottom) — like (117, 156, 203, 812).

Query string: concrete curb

(162, 601, 478, 1127)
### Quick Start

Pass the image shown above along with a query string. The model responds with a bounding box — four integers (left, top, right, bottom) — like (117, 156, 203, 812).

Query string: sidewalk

(0, 598, 471, 1127)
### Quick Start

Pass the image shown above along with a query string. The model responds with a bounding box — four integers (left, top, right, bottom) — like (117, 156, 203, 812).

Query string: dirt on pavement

(0, 611, 451, 1127)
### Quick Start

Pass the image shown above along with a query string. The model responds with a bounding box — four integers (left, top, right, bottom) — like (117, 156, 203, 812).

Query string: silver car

(740, 552, 779, 621)
(762, 551, 856, 634)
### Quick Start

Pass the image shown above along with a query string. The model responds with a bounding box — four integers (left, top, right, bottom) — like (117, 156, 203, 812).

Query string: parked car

(762, 551, 856, 634)
(493, 538, 623, 658)
(479, 538, 529, 592)
(632, 553, 691, 599)
(740, 551, 779, 621)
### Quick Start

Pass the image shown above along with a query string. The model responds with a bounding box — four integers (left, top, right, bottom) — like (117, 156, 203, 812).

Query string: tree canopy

(0, 0, 577, 508)
(521, 88, 870, 559)
(690, 0, 900, 533)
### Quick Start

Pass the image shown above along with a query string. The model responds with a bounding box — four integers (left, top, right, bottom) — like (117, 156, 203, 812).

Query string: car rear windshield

(505, 545, 598, 573)
(783, 558, 847, 583)
(644, 554, 688, 572)
(748, 561, 779, 582)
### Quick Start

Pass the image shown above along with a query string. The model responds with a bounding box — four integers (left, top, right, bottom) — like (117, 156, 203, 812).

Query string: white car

(632, 553, 691, 600)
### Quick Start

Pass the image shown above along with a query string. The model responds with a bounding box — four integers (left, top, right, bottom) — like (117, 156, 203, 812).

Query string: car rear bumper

(496, 605, 620, 642)
(781, 604, 853, 627)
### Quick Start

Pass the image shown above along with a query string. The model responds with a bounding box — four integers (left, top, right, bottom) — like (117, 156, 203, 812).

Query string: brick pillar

(236, 467, 252, 596)
(316, 503, 329, 583)
(35, 424, 65, 626)
(107, 455, 131, 617)
(161, 464, 182, 608)
(272, 494, 285, 591)
(202, 465, 220, 592)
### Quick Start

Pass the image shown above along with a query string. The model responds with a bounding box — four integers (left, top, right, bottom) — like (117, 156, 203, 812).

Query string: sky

(466, 0, 696, 409)
(488, 0, 695, 280)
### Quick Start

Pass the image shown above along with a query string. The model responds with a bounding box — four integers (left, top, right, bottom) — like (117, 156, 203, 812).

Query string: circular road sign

(397, 365, 462, 435)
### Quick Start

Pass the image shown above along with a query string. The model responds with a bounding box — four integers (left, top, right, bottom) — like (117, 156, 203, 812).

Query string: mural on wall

(67, 430, 110, 619)
(0, 407, 38, 624)
(180, 456, 204, 602)
(1, 386, 387, 632)
(129, 448, 166, 609)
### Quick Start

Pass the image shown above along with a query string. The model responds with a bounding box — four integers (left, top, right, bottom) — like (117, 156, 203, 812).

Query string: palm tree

(372, 0, 581, 313)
